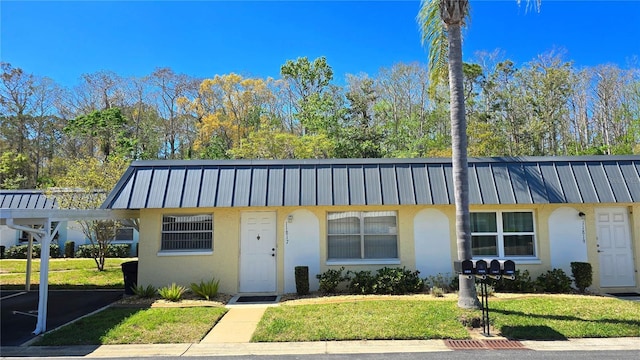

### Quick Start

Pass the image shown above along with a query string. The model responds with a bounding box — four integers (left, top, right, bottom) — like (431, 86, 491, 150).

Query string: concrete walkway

(201, 305, 268, 343)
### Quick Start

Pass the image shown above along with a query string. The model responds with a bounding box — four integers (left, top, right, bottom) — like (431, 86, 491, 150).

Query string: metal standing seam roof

(0, 190, 58, 210)
(101, 156, 640, 210)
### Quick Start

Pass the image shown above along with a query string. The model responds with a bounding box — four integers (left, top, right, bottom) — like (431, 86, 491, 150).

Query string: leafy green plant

(190, 278, 220, 300)
(316, 267, 348, 293)
(535, 268, 572, 293)
(475, 283, 495, 297)
(373, 267, 424, 295)
(64, 241, 75, 258)
(294, 266, 309, 295)
(425, 273, 456, 293)
(133, 284, 157, 298)
(6, 244, 60, 259)
(76, 244, 131, 258)
(570, 262, 593, 293)
(158, 283, 187, 302)
(347, 270, 376, 294)
(430, 286, 445, 297)
(489, 269, 535, 293)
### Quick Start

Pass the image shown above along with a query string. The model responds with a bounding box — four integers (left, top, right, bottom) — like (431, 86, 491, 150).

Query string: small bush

(535, 268, 572, 293)
(0, 245, 5, 259)
(294, 266, 309, 295)
(430, 286, 445, 298)
(373, 267, 424, 295)
(133, 284, 157, 298)
(347, 270, 376, 294)
(489, 269, 535, 293)
(158, 283, 187, 302)
(570, 262, 593, 293)
(64, 241, 75, 258)
(6, 244, 60, 259)
(316, 267, 348, 293)
(425, 273, 456, 293)
(475, 283, 495, 297)
(190, 278, 220, 300)
(76, 244, 131, 258)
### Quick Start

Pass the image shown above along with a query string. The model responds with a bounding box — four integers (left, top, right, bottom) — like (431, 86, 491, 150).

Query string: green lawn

(35, 307, 228, 345)
(253, 300, 471, 341)
(491, 296, 640, 339)
(0, 258, 132, 289)
(253, 295, 640, 342)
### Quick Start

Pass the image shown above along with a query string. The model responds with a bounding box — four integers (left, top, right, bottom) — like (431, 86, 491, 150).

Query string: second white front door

(596, 208, 635, 288)
(240, 212, 277, 293)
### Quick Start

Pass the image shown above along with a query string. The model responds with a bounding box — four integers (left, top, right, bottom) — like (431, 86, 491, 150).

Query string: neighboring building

(0, 190, 138, 256)
(98, 156, 638, 296)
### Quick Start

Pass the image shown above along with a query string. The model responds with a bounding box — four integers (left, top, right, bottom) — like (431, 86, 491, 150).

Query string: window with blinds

(161, 214, 213, 251)
(327, 211, 398, 260)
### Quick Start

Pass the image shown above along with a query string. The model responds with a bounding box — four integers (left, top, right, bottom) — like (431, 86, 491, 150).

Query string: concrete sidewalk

(2, 303, 640, 358)
(3, 338, 640, 357)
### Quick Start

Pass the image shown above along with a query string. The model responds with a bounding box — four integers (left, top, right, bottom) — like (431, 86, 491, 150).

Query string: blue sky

(1, 1, 639, 87)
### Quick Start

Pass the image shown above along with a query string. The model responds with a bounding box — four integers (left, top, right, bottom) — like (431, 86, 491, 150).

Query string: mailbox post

(453, 259, 517, 336)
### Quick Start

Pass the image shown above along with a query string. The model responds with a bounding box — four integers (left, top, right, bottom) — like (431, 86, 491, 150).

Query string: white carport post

(6, 217, 61, 334)
(34, 218, 61, 334)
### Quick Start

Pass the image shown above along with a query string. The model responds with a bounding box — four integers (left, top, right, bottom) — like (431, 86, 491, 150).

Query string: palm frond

(417, 0, 448, 92)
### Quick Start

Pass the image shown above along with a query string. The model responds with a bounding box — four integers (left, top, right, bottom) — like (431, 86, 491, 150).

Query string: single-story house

(0, 190, 138, 256)
(101, 156, 640, 295)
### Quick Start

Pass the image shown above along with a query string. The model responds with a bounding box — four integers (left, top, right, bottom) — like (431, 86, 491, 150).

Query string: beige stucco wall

(137, 203, 639, 295)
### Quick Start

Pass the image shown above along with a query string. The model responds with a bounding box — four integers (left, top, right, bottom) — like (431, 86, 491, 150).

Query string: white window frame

(471, 210, 537, 259)
(160, 214, 213, 254)
(326, 211, 400, 264)
(113, 227, 135, 243)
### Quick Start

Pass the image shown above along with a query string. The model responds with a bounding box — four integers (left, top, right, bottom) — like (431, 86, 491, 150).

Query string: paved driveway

(0, 289, 123, 346)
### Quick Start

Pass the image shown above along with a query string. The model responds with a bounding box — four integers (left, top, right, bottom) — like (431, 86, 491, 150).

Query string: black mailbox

(488, 259, 502, 276)
(500, 260, 516, 276)
(453, 260, 474, 275)
(473, 260, 488, 275)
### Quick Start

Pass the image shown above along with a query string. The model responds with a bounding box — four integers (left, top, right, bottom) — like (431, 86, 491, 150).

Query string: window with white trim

(327, 211, 398, 260)
(161, 214, 212, 251)
(471, 211, 536, 257)
(114, 227, 134, 242)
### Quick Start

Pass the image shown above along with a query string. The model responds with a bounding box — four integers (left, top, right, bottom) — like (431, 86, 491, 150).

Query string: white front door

(596, 208, 635, 287)
(240, 212, 277, 293)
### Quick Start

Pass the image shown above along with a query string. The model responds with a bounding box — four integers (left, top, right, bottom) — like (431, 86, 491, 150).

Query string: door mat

(235, 295, 278, 303)
(607, 292, 640, 297)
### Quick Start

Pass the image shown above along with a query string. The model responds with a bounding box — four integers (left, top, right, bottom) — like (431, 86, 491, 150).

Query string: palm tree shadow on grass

(492, 308, 640, 340)
(500, 325, 567, 340)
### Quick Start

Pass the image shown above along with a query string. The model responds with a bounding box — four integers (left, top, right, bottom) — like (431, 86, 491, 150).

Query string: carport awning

(0, 208, 139, 335)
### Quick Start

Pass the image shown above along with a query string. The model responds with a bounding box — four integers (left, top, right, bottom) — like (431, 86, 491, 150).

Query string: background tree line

(1, 52, 639, 190)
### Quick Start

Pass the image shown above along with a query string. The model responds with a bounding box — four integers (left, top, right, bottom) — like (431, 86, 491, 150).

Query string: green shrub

(64, 241, 75, 258)
(0, 245, 5, 259)
(316, 267, 348, 293)
(347, 270, 376, 294)
(190, 278, 220, 300)
(373, 267, 424, 295)
(424, 273, 456, 293)
(535, 268, 572, 293)
(570, 262, 593, 293)
(489, 269, 535, 293)
(76, 244, 131, 258)
(6, 244, 60, 259)
(133, 284, 157, 298)
(476, 283, 495, 297)
(158, 283, 187, 302)
(430, 286, 445, 298)
(294, 266, 309, 295)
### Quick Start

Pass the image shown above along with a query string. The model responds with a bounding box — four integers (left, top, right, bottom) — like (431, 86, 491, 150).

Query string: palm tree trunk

(447, 21, 481, 310)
